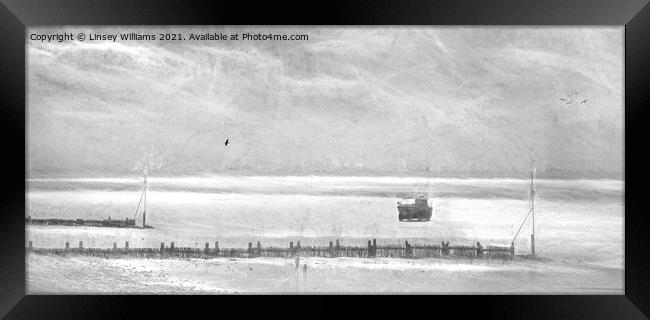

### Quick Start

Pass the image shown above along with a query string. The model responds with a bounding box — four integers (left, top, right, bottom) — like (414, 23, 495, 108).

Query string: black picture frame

(1, 0, 648, 318)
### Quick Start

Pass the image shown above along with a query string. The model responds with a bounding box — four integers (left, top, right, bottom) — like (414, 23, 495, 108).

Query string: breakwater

(25, 216, 150, 228)
(26, 239, 515, 260)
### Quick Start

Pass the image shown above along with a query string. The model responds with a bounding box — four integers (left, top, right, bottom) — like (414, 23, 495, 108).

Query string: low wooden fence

(26, 239, 515, 260)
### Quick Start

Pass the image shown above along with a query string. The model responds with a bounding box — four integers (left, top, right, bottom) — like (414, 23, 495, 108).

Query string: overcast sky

(27, 27, 623, 178)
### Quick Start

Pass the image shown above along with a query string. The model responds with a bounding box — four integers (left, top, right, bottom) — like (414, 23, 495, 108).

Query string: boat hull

(397, 205, 433, 222)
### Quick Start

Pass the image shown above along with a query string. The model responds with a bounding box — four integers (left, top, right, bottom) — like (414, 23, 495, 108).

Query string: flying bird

(224, 139, 229, 146)
(580, 99, 589, 104)
(560, 90, 587, 105)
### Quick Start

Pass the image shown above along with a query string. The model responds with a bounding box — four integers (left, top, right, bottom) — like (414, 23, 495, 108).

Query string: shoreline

(26, 253, 624, 294)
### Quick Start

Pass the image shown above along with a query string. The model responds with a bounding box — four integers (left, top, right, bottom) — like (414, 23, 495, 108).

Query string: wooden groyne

(25, 217, 151, 229)
(26, 239, 515, 260)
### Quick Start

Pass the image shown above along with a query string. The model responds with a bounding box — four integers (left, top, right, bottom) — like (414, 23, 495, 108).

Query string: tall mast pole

(530, 166, 536, 257)
(143, 174, 147, 228)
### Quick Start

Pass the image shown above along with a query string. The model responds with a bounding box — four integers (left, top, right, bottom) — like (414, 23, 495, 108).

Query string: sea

(25, 175, 624, 293)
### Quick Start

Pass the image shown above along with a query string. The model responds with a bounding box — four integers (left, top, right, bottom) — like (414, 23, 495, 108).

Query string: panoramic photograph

(25, 26, 623, 294)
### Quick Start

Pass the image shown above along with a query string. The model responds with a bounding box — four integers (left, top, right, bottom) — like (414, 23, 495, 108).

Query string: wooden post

(510, 242, 515, 256)
(289, 242, 293, 256)
(296, 240, 301, 249)
(405, 241, 409, 257)
(125, 241, 129, 250)
(367, 240, 372, 257)
(65, 242, 70, 250)
(215, 241, 219, 255)
(335, 239, 340, 257)
(170, 242, 174, 250)
(257, 241, 261, 256)
(113, 242, 118, 250)
(28, 241, 33, 250)
(373, 239, 377, 257)
(531, 234, 535, 257)
(329, 241, 333, 258)
(248, 242, 253, 255)
(79, 241, 83, 249)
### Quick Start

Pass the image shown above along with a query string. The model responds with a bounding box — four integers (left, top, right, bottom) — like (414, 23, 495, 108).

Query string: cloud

(27, 27, 623, 178)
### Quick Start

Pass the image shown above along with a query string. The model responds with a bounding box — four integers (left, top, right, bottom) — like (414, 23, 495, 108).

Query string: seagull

(560, 98, 573, 104)
(560, 90, 585, 105)
(580, 99, 589, 104)
(224, 139, 229, 146)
